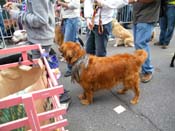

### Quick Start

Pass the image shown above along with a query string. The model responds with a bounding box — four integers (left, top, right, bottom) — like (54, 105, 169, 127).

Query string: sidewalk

(55, 27, 175, 131)
(1, 27, 175, 131)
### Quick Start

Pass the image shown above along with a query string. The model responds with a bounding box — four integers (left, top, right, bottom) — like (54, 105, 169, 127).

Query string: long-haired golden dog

(60, 42, 147, 105)
(112, 19, 134, 47)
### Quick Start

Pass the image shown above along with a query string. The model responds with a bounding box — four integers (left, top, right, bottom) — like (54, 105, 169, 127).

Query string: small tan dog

(60, 41, 148, 105)
(112, 19, 134, 47)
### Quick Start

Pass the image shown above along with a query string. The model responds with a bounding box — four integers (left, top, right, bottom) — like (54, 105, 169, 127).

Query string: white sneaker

(60, 99, 71, 111)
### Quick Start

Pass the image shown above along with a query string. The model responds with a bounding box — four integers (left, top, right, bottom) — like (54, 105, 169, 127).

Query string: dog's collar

(71, 54, 89, 83)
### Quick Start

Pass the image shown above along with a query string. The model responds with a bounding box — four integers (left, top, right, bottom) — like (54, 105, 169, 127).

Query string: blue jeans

(61, 17, 80, 71)
(133, 23, 154, 74)
(62, 17, 79, 43)
(159, 5, 175, 45)
(86, 22, 112, 57)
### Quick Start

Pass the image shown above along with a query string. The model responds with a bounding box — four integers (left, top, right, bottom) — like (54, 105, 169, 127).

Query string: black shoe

(161, 45, 168, 49)
(64, 71, 72, 77)
(154, 42, 163, 46)
(60, 92, 71, 103)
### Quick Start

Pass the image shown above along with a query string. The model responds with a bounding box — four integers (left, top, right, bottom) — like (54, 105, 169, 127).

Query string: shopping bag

(0, 59, 47, 98)
(0, 59, 48, 130)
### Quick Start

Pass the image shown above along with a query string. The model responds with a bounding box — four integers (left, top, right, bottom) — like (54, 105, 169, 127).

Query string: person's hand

(86, 18, 93, 30)
(94, 0, 103, 7)
(57, 0, 65, 5)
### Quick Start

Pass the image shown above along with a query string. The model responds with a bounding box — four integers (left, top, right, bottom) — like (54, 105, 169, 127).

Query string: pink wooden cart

(0, 44, 68, 131)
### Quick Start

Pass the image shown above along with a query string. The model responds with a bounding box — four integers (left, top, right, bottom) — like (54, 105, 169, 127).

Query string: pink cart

(0, 44, 68, 131)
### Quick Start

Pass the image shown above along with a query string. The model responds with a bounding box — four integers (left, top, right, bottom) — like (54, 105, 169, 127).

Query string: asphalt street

(54, 27, 175, 131)
(1, 27, 174, 131)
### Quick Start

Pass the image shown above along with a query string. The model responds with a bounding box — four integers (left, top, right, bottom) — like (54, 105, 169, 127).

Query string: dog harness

(71, 54, 89, 83)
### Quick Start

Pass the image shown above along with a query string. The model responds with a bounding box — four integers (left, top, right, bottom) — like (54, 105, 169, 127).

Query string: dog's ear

(64, 42, 86, 64)
(59, 42, 67, 53)
(63, 43, 79, 64)
(60, 42, 86, 64)
(70, 43, 86, 63)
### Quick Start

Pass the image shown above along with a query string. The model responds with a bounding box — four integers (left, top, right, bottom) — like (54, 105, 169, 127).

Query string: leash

(98, 8, 103, 34)
(91, 2, 104, 34)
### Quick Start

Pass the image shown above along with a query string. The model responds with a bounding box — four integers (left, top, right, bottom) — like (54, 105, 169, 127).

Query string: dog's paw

(113, 43, 118, 47)
(117, 89, 126, 94)
(124, 44, 129, 47)
(78, 94, 85, 100)
(60, 57, 66, 62)
(80, 99, 90, 105)
(125, 43, 134, 47)
(130, 99, 138, 105)
(128, 43, 134, 47)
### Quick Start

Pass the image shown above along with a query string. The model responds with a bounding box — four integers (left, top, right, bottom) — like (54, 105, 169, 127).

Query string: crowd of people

(0, 0, 175, 109)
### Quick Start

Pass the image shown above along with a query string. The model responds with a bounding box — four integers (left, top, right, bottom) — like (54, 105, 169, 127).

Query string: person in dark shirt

(154, 0, 175, 49)
(132, 0, 160, 83)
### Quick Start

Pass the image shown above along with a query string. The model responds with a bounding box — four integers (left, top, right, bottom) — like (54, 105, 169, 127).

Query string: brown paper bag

(0, 59, 47, 99)
(0, 59, 49, 129)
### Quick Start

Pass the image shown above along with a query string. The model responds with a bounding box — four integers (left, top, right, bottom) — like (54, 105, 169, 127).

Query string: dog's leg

(117, 88, 128, 94)
(80, 90, 93, 105)
(124, 38, 134, 47)
(78, 92, 86, 100)
(113, 38, 118, 47)
(130, 82, 140, 105)
(117, 80, 130, 94)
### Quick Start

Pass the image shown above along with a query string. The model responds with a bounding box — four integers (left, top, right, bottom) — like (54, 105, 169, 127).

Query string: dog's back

(134, 49, 148, 66)
(112, 19, 132, 38)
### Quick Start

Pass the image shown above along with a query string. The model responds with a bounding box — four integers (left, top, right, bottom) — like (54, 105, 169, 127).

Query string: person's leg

(94, 22, 112, 57)
(86, 30, 96, 55)
(134, 23, 154, 82)
(163, 5, 175, 47)
(158, 15, 167, 45)
(63, 18, 79, 42)
(63, 18, 79, 77)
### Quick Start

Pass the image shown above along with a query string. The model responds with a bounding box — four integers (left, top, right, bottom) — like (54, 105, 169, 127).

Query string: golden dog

(54, 24, 84, 62)
(112, 19, 134, 47)
(60, 41, 148, 105)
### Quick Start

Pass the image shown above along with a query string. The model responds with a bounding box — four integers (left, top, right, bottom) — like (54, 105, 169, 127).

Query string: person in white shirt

(84, 0, 128, 56)
(57, 0, 80, 77)
(84, 0, 136, 56)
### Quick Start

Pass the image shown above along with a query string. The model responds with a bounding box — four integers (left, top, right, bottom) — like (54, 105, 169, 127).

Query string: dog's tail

(134, 49, 148, 66)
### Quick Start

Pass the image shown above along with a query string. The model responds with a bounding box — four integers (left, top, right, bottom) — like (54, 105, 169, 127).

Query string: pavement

(53, 27, 175, 131)
(1, 27, 175, 131)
